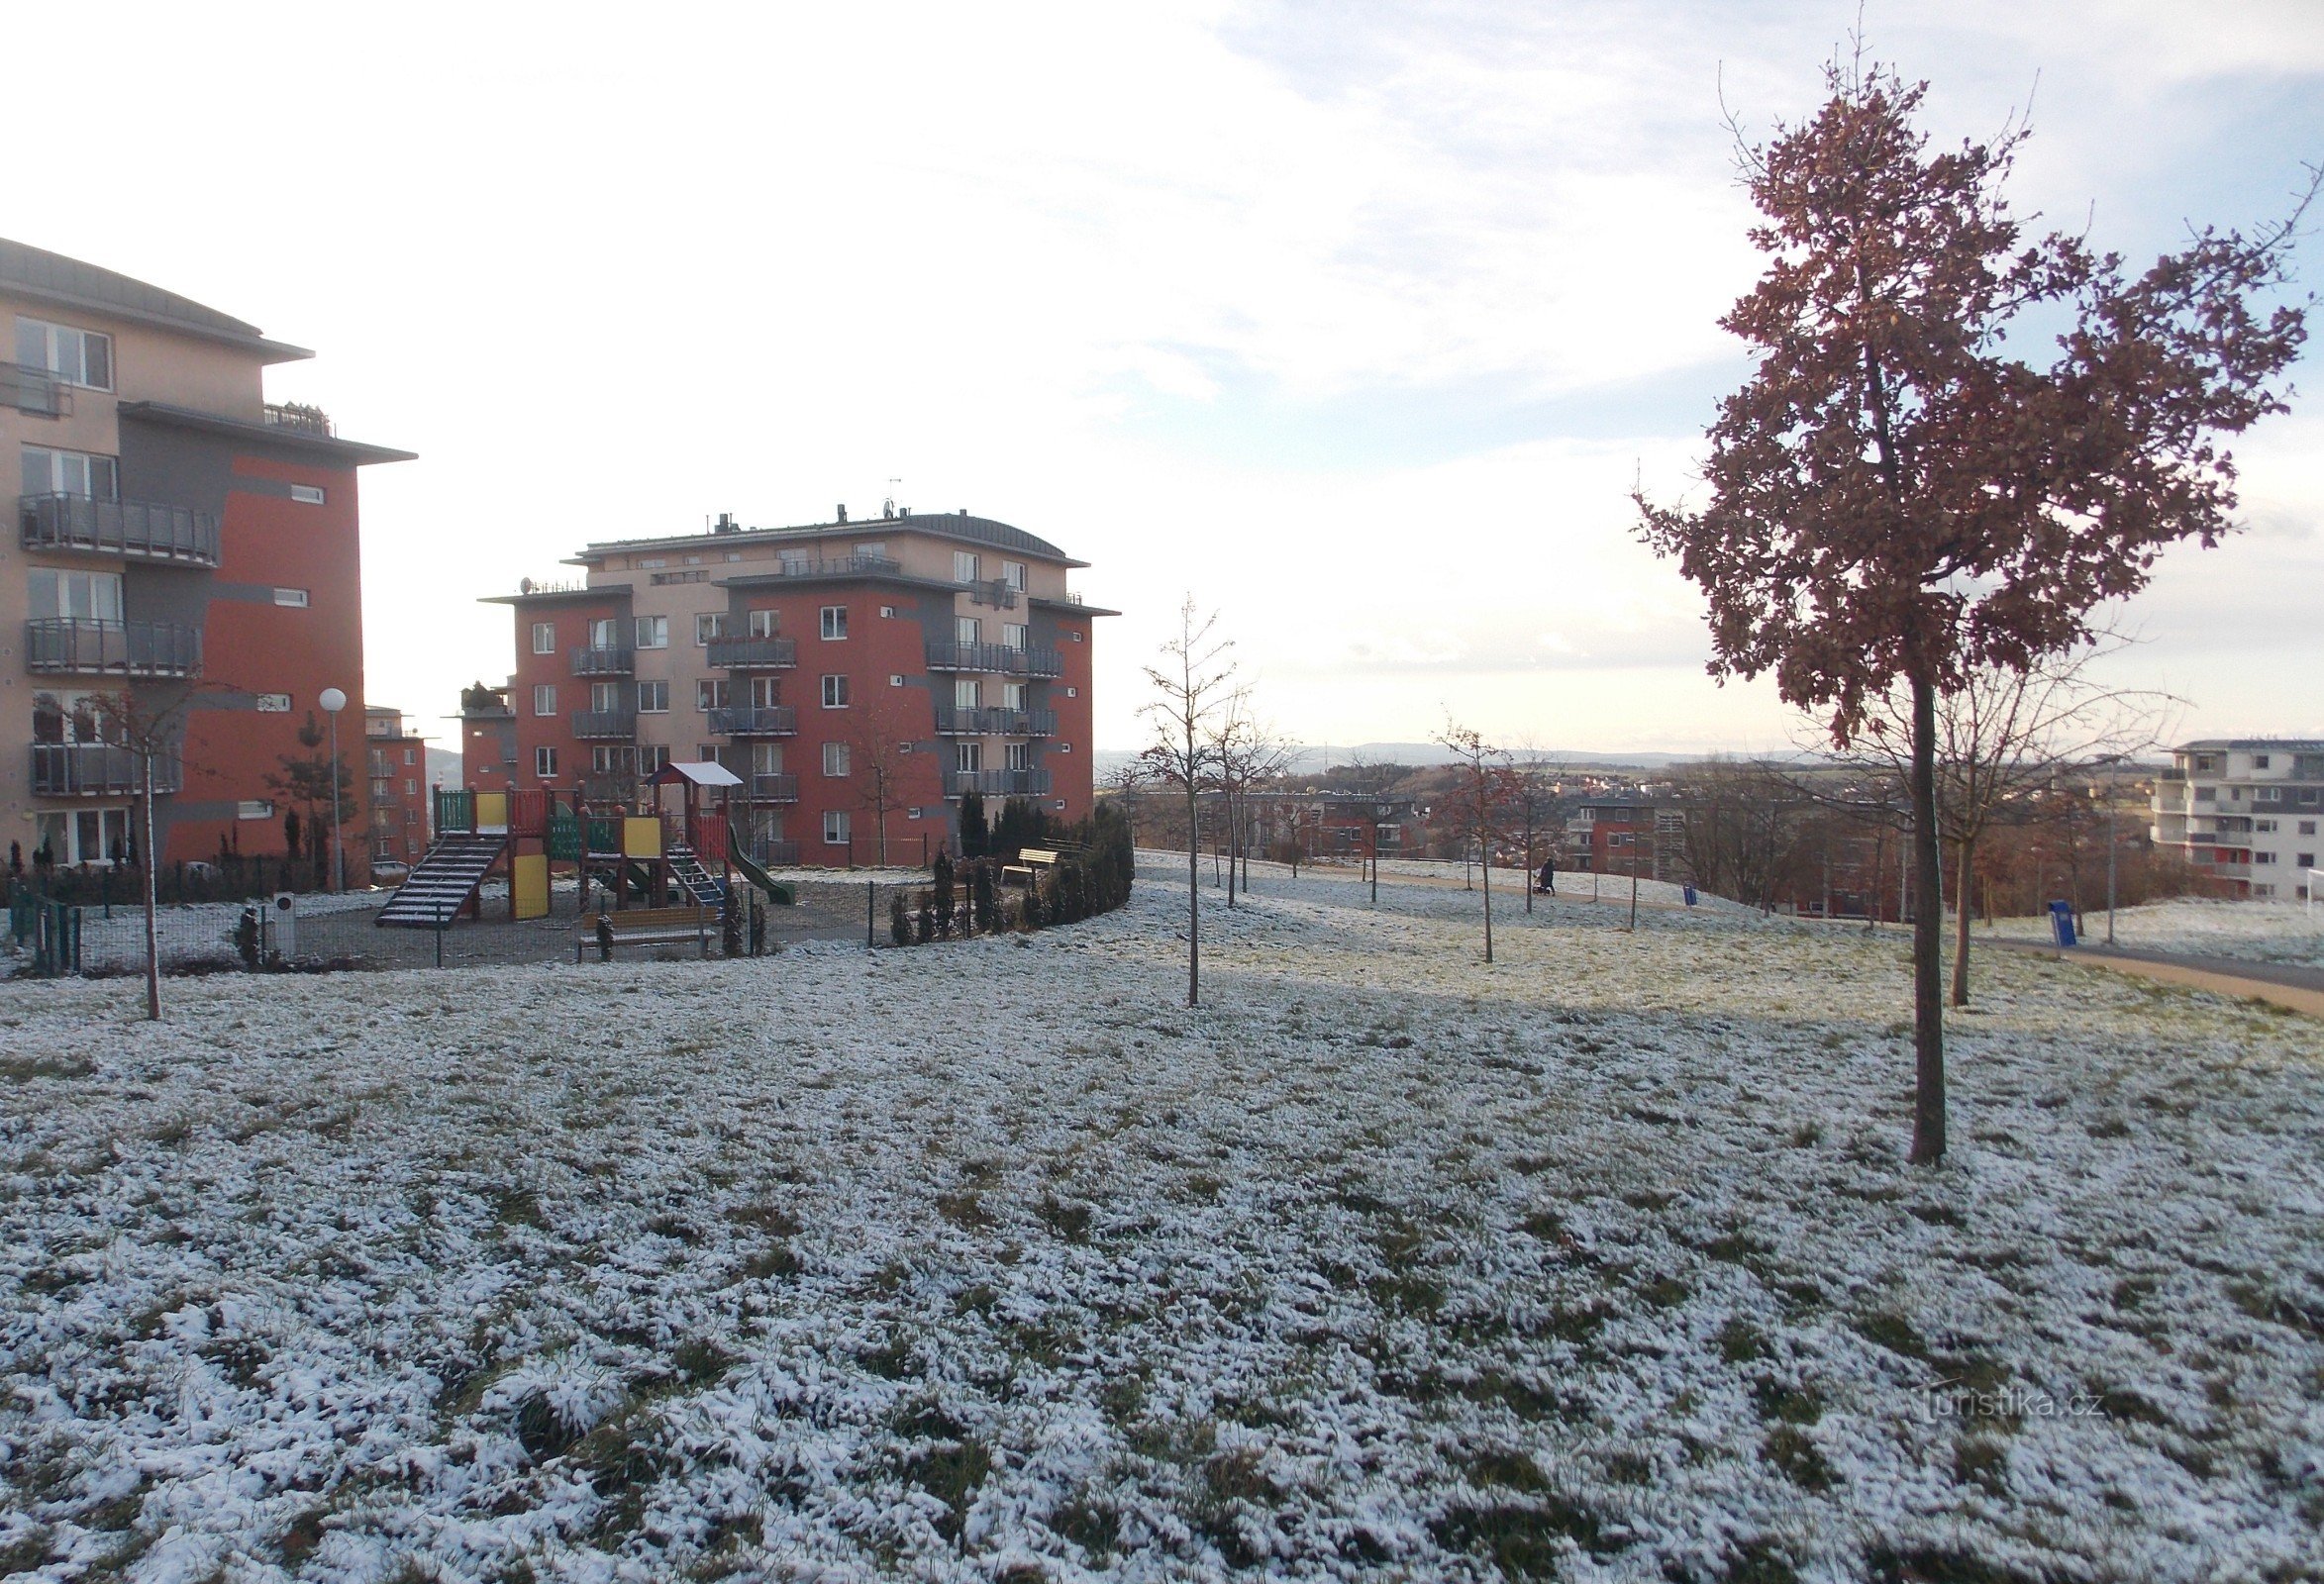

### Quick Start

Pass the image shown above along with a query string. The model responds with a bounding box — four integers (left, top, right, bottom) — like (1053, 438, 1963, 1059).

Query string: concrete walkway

(1989, 938, 2324, 1018)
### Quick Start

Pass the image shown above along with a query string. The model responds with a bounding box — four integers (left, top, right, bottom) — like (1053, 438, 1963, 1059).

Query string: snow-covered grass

(1986, 896, 2324, 969)
(2, 862, 2320, 1582)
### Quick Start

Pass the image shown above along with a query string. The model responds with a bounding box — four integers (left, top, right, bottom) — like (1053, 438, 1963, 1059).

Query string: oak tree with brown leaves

(1637, 63, 2311, 1164)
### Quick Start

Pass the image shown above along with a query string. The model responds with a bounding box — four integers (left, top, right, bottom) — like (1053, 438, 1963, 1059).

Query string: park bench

(576, 905, 718, 961)
(1000, 846, 1067, 888)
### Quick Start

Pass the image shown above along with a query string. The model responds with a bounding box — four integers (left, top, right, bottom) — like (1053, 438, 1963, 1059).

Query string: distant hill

(1092, 742, 1702, 783)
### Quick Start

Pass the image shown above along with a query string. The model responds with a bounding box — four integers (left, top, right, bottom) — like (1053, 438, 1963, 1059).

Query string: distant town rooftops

(0, 238, 314, 362)
(572, 510, 1086, 568)
(2175, 739, 2324, 753)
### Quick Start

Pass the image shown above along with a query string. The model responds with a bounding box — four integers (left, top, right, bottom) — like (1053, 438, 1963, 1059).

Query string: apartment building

(477, 507, 1111, 863)
(3, 240, 410, 875)
(1565, 796, 1685, 881)
(2151, 739, 2324, 899)
(364, 706, 432, 871)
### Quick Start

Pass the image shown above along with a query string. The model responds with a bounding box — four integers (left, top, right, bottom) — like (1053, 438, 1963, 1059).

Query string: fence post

(435, 902, 447, 968)
(866, 881, 875, 949)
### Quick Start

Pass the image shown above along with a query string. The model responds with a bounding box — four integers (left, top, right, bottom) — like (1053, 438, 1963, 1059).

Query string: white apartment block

(2150, 740, 2324, 900)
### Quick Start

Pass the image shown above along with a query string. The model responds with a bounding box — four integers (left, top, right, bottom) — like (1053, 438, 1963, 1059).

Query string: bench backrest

(582, 906, 715, 933)
(1016, 847, 1061, 867)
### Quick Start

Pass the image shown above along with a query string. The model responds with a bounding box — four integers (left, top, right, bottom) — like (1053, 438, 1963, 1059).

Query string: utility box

(2048, 899, 2076, 948)
(271, 891, 298, 958)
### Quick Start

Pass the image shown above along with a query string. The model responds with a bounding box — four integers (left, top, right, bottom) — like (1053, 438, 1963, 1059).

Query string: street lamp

(319, 687, 347, 893)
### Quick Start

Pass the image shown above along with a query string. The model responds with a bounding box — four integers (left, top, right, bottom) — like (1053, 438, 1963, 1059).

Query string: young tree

(845, 688, 920, 867)
(1138, 597, 1237, 1007)
(1209, 698, 1294, 908)
(79, 680, 201, 1021)
(1636, 63, 2309, 1164)
(1435, 718, 1510, 963)
(1504, 742, 1567, 916)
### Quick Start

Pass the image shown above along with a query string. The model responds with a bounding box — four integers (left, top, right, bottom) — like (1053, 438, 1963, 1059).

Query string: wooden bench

(1000, 846, 1062, 888)
(576, 905, 718, 961)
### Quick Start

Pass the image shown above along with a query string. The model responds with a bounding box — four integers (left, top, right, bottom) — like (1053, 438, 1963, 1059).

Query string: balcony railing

(2, 363, 71, 418)
(21, 493, 221, 567)
(263, 402, 334, 437)
(746, 771, 800, 803)
(570, 646, 634, 675)
(947, 768, 1052, 798)
(968, 578, 1020, 609)
(707, 636, 797, 669)
(26, 618, 203, 677)
(924, 642, 1063, 677)
(751, 838, 802, 866)
(708, 706, 798, 737)
(569, 709, 638, 740)
(771, 553, 900, 579)
(934, 707, 1057, 737)
(31, 743, 182, 796)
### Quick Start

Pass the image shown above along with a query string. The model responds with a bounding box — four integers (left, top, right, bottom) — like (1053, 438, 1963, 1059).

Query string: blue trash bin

(1682, 884, 1698, 907)
(2048, 899, 2076, 947)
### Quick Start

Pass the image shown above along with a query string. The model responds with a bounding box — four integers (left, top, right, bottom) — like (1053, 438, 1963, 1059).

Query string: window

(533, 684, 557, 717)
(290, 483, 327, 505)
(2254, 754, 2272, 769)
(638, 680, 669, 713)
(748, 609, 777, 639)
(2257, 820, 2278, 834)
(1005, 742, 1030, 771)
(697, 743, 728, 766)
(2194, 786, 2216, 802)
(2255, 852, 2278, 865)
(2259, 787, 2281, 803)
(32, 807, 130, 867)
(2299, 852, 2317, 868)
(639, 745, 669, 774)
(751, 742, 784, 774)
(821, 605, 848, 640)
(1003, 682, 1027, 711)
(955, 616, 980, 645)
(823, 742, 851, 777)
(749, 676, 782, 709)
(590, 617, 621, 648)
(650, 569, 708, 585)
(536, 746, 559, 778)
(956, 742, 982, 773)
(1002, 623, 1028, 650)
(2300, 821, 2317, 837)
(635, 615, 668, 649)
(821, 674, 849, 708)
(954, 678, 980, 710)
(1002, 559, 1027, 591)
(22, 445, 118, 499)
(16, 319, 112, 389)
(2194, 754, 2218, 772)
(854, 542, 887, 559)
(403, 747, 416, 766)
(532, 621, 556, 654)
(238, 800, 274, 821)
(590, 680, 624, 712)
(696, 678, 729, 711)
(955, 550, 979, 583)
(695, 613, 726, 645)
(273, 587, 310, 608)
(27, 568, 122, 621)
(638, 557, 666, 569)
(590, 745, 625, 775)
(823, 810, 852, 844)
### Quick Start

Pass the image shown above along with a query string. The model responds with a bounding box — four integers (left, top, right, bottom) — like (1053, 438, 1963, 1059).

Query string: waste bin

(2048, 899, 2076, 947)
(1682, 884, 1698, 907)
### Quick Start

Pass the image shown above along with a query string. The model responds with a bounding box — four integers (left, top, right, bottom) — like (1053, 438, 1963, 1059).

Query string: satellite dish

(520, 577, 534, 594)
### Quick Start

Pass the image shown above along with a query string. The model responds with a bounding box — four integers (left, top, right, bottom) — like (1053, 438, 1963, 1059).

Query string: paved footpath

(1990, 938, 2324, 1019)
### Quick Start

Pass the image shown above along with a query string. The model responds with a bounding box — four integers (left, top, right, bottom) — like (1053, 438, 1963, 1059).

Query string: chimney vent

(713, 512, 738, 534)
(837, 504, 849, 524)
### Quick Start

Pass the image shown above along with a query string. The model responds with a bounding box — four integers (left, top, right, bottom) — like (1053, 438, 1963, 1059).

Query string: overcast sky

(18, 1, 2323, 755)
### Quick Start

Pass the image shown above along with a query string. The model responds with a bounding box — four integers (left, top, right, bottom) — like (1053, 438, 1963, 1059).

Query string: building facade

(364, 706, 432, 871)
(1565, 797, 1685, 881)
(2151, 739, 2324, 899)
(477, 508, 1110, 863)
(3, 240, 410, 877)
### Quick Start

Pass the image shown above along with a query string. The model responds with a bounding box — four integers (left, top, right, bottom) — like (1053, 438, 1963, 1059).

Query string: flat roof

(120, 402, 415, 464)
(0, 238, 314, 362)
(575, 511, 1089, 569)
(2176, 740, 2324, 752)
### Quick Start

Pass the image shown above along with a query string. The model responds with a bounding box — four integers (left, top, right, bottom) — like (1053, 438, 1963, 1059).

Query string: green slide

(728, 824, 796, 906)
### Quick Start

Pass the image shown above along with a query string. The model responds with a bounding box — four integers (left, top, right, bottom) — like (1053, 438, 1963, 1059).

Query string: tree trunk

(1480, 832, 1494, 963)
(1184, 779, 1200, 1007)
(142, 752, 160, 1022)
(1950, 833, 1975, 1008)
(1908, 669, 1947, 1164)
(1226, 790, 1237, 910)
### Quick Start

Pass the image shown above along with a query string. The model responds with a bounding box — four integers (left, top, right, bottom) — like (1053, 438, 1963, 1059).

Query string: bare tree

(1806, 642, 2177, 1005)
(1504, 742, 1567, 915)
(1139, 598, 1238, 1007)
(79, 679, 204, 1021)
(1435, 718, 1510, 962)
(1210, 698, 1294, 908)
(845, 687, 922, 866)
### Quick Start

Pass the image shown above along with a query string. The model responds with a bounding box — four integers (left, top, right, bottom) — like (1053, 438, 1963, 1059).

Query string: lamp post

(319, 687, 347, 893)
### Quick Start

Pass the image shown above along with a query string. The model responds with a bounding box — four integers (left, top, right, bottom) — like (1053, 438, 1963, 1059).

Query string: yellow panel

(474, 790, 509, 830)
(624, 817, 662, 859)
(513, 853, 550, 921)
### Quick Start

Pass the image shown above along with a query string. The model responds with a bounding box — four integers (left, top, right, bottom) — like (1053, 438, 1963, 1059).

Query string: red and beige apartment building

(2, 239, 410, 876)
(467, 507, 1110, 863)
(364, 705, 433, 872)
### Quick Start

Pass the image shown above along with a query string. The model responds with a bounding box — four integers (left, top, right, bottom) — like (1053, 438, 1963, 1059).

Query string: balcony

(570, 646, 634, 675)
(2, 363, 71, 418)
(263, 402, 335, 437)
(21, 493, 221, 567)
(569, 709, 637, 740)
(967, 578, 1020, 610)
(770, 553, 900, 580)
(750, 838, 802, 866)
(26, 618, 204, 677)
(708, 706, 798, 738)
(707, 636, 797, 669)
(947, 768, 1053, 799)
(31, 743, 182, 797)
(934, 707, 1057, 737)
(746, 771, 800, 803)
(924, 642, 1064, 677)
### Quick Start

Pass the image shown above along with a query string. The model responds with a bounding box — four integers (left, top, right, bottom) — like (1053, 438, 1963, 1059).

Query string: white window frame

(1002, 559, 1027, 592)
(533, 684, 557, 717)
(822, 742, 851, 777)
(638, 680, 670, 714)
(536, 745, 559, 778)
(289, 483, 327, 506)
(821, 674, 850, 708)
(695, 612, 727, 645)
(954, 550, 979, 583)
(823, 810, 851, 844)
(28, 567, 123, 622)
(23, 446, 119, 500)
(635, 615, 668, 649)
(1002, 623, 1028, 651)
(821, 605, 848, 640)
(16, 319, 113, 390)
(696, 678, 729, 712)
(748, 608, 777, 639)
(531, 621, 556, 654)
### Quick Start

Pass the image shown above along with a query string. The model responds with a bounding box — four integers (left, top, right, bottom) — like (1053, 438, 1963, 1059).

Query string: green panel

(547, 809, 581, 861)
(434, 788, 474, 836)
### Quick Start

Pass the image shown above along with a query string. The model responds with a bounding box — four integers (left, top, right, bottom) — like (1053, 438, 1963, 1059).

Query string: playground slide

(727, 823, 796, 906)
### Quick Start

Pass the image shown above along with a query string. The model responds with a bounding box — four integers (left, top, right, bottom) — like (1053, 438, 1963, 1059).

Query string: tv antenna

(883, 476, 902, 517)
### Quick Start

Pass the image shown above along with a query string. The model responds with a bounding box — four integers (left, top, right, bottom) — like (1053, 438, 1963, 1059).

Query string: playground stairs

(665, 843, 727, 905)
(376, 834, 508, 928)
